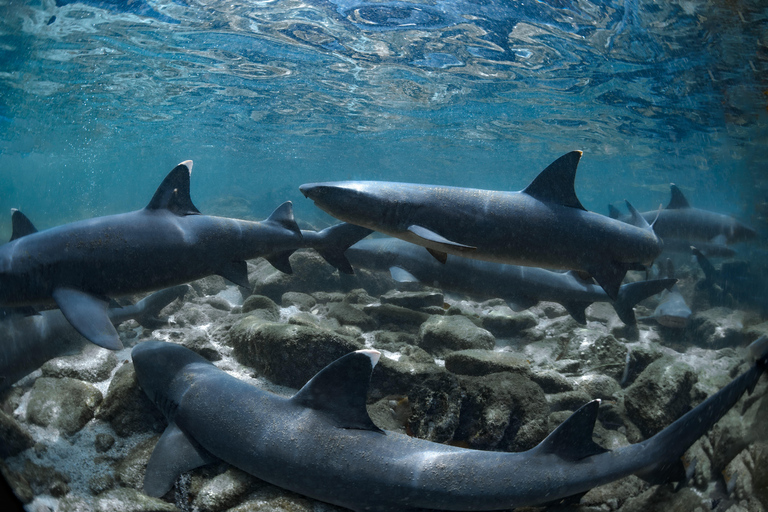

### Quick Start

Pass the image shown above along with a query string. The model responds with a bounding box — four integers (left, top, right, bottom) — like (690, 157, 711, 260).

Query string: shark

(0, 161, 370, 350)
(0, 285, 186, 391)
(638, 259, 691, 329)
(609, 184, 756, 245)
(692, 246, 768, 312)
(299, 151, 662, 301)
(345, 237, 676, 325)
(133, 337, 768, 511)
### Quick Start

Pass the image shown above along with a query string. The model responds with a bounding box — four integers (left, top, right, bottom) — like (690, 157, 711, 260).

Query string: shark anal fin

(265, 251, 295, 274)
(521, 151, 586, 210)
(145, 161, 201, 216)
(426, 248, 448, 264)
(52, 287, 123, 350)
(291, 350, 384, 433)
(216, 260, 251, 288)
(266, 202, 301, 235)
(534, 400, 608, 461)
(407, 225, 476, 254)
(389, 266, 419, 283)
(667, 184, 690, 209)
(144, 422, 218, 498)
(10, 209, 38, 241)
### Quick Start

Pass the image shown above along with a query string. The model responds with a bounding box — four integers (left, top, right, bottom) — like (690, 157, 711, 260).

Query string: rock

(380, 290, 444, 310)
(229, 317, 362, 389)
(311, 292, 345, 304)
(281, 292, 317, 311)
(0, 461, 33, 503)
(241, 294, 280, 320)
(26, 377, 103, 436)
(530, 369, 573, 393)
(579, 475, 648, 510)
(363, 303, 431, 333)
(369, 356, 446, 401)
(687, 307, 746, 349)
(191, 275, 229, 296)
(623, 357, 698, 438)
(617, 485, 708, 512)
(577, 373, 621, 400)
(405, 372, 462, 443)
(553, 358, 581, 374)
(95, 433, 115, 453)
(180, 329, 221, 361)
(480, 307, 537, 337)
(228, 486, 316, 512)
(366, 395, 411, 434)
(621, 344, 665, 387)
(566, 331, 628, 380)
(455, 372, 549, 451)
(115, 435, 159, 490)
(418, 315, 495, 355)
(250, 252, 344, 302)
(95, 363, 166, 437)
(327, 301, 377, 330)
(20, 459, 70, 497)
(41, 344, 118, 383)
(372, 330, 419, 352)
(345, 288, 377, 305)
(546, 389, 593, 412)
(88, 472, 116, 494)
(93, 487, 179, 512)
(205, 295, 233, 312)
(0, 409, 34, 457)
(443, 349, 531, 377)
(192, 467, 262, 512)
(287, 311, 322, 327)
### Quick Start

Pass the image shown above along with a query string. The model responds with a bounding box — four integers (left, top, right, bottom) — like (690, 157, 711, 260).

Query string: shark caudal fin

(692, 246, 718, 282)
(145, 161, 201, 216)
(613, 278, 677, 325)
(308, 223, 373, 275)
(291, 349, 384, 433)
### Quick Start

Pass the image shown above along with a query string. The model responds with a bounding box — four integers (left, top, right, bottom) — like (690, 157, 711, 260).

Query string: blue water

(0, 0, 765, 238)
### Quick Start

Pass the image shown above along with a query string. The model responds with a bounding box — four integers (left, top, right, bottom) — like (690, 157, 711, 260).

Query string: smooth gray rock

(577, 373, 621, 400)
(623, 357, 698, 438)
(0, 409, 34, 457)
(281, 292, 317, 311)
(94, 487, 179, 512)
(229, 317, 362, 389)
(418, 315, 495, 355)
(26, 377, 102, 436)
(95, 433, 115, 453)
(369, 356, 446, 401)
(190, 275, 229, 297)
(530, 369, 574, 393)
(192, 467, 262, 512)
(444, 349, 531, 377)
(380, 290, 444, 310)
(41, 343, 118, 383)
(345, 288, 378, 305)
(363, 303, 431, 333)
(687, 307, 746, 349)
(241, 294, 280, 320)
(115, 435, 159, 490)
(480, 308, 537, 338)
(566, 331, 628, 380)
(327, 301, 377, 330)
(95, 363, 166, 437)
(546, 389, 593, 412)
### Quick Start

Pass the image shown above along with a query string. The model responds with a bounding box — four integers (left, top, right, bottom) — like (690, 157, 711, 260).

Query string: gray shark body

(609, 184, 756, 245)
(300, 151, 662, 300)
(0, 162, 369, 350)
(346, 238, 675, 325)
(133, 339, 768, 511)
(638, 259, 691, 328)
(0, 286, 186, 391)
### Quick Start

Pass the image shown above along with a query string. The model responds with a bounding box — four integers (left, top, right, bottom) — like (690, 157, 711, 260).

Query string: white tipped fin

(356, 349, 381, 368)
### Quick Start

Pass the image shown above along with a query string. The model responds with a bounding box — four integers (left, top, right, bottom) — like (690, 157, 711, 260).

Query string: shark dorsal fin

(534, 399, 608, 461)
(265, 202, 301, 235)
(291, 350, 384, 433)
(10, 209, 38, 241)
(145, 161, 201, 215)
(625, 200, 651, 230)
(666, 184, 690, 209)
(607, 204, 621, 219)
(522, 151, 586, 211)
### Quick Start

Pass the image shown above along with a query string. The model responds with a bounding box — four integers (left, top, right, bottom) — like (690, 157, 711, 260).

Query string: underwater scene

(1, 0, 768, 511)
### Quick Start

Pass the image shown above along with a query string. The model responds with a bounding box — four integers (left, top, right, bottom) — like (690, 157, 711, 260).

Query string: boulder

(686, 307, 746, 349)
(95, 363, 166, 437)
(443, 349, 531, 377)
(27, 377, 103, 436)
(418, 315, 495, 355)
(41, 344, 118, 383)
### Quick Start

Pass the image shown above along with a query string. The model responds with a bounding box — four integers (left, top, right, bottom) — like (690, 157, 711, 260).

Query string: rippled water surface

(1, 0, 766, 231)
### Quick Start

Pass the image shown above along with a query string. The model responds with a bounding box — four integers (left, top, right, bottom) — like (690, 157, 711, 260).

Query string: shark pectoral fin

(266, 202, 302, 235)
(52, 288, 123, 350)
(144, 422, 218, 498)
(534, 400, 608, 461)
(10, 209, 38, 241)
(265, 250, 295, 274)
(291, 350, 384, 433)
(586, 262, 629, 302)
(561, 301, 589, 325)
(145, 161, 201, 216)
(521, 151, 587, 210)
(216, 260, 251, 288)
(667, 184, 690, 209)
(389, 266, 419, 283)
(426, 248, 448, 264)
(407, 225, 476, 253)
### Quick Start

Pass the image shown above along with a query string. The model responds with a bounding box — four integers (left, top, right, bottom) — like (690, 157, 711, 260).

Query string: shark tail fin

(533, 400, 608, 461)
(613, 278, 677, 325)
(692, 246, 718, 282)
(309, 223, 373, 275)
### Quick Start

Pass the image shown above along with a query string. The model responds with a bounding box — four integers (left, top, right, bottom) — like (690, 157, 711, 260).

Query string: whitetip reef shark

(299, 151, 662, 301)
(133, 337, 768, 511)
(345, 237, 676, 325)
(0, 161, 371, 350)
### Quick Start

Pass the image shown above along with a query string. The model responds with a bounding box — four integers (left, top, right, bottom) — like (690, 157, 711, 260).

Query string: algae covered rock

(418, 315, 495, 355)
(241, 294, 281, 320)
(26, 377, 103, 436)
(480, 307, 537, 338)
(380, 289, 444, 310)
(229, 317, 362, 388)
(0, 409, 34, 457)
(95, 362, 166, 437)
(443, 349, 530, 377)
(41, 343, 118, 383)
(327, 301, 377, 330)
(687, 307, 746, 349)
(192, 467, 262, 512)
(623, 357, 698, 437)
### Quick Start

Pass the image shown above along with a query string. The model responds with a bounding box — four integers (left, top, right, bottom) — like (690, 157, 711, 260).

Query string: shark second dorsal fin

(291, 350, 384, 433)
(607, 204, 621, 219)
(534, 400, 608, 461)
(145, 161, 201, 216)
(10, 209, 38, 241)
(265, 202, 301, 235)
(667, 184, 690, 209)
(521, 151, 586, 211)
